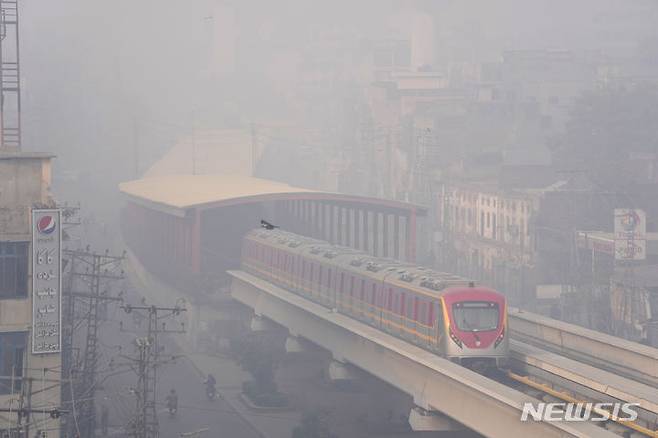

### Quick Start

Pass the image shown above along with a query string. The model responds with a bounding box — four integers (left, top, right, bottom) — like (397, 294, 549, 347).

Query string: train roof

(245, 228, 475, 295)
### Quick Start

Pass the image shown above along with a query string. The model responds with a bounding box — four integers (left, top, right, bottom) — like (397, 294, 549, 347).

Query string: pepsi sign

(37, 215, 57, 235)
(32, 209, 62, 354)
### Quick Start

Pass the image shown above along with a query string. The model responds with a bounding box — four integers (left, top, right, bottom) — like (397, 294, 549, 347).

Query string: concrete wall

(0, 156, 53, 237)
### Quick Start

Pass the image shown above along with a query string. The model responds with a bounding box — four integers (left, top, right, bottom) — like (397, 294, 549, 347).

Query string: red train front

(440, 287, 508, 370)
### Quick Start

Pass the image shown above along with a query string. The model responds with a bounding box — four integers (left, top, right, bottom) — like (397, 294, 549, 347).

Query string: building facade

(0, 151, 61, 437)
(436, 182, 537, 306)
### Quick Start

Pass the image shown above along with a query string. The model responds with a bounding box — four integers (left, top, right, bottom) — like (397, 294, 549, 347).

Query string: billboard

(32, 209, 62, 354)
(614, 209, 646, 261)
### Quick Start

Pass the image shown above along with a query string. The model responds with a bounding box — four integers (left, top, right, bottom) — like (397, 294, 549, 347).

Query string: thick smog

(0, 1, 657, 438)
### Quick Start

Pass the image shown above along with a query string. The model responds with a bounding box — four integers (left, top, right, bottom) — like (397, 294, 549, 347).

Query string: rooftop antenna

(0, 0, 21, 150)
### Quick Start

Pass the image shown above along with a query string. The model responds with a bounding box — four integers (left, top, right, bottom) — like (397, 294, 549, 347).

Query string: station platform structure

(119, 174, 427, 291)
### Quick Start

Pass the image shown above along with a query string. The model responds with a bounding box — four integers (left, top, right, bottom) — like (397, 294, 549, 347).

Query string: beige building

(0, 150, 61, 437)
(436, 182, 537, 305)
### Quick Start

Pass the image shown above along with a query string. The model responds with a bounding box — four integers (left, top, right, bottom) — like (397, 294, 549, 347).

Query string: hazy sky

(18, 0, 658, 187)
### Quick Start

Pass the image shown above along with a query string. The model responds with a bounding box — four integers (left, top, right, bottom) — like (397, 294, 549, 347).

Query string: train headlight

(449, 327, 463, 349)
(494, 327, 505, 348)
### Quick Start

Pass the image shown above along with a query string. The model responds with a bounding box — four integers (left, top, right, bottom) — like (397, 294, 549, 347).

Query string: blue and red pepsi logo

(37, 215, 57, 235)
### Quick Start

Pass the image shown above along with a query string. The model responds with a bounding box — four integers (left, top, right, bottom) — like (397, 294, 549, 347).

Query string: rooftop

(0, 150, 55, 160)
(120, 174, 427, 217)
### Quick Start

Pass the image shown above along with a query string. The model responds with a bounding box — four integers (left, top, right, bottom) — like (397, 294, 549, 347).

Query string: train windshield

(452, 302, 499, 332)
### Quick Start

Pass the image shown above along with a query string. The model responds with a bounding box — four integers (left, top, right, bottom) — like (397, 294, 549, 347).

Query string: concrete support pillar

(382, 212, 389, 258)
(250, 315, 276, 332)
(304, 201, 311, 236)
(394, 214, 400, 260)
(347, 208, 354, 248)
(315, 202, 322, 239)
(327, 204, 334, 242)
(336, 205, 344, 245)
(354, 210, 361, 251)
(407, 208, 417, 262)
(328, 359, 357, 381)
(408, 407, 462, 432)
(316, 202, 322, 239)
(373, 211, 379, 256)
(362, 211, 368, 252)
(284, 335, 307, 353)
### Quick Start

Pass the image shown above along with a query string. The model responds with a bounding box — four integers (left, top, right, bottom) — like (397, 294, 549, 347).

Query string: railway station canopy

(120, 173, 427, 291)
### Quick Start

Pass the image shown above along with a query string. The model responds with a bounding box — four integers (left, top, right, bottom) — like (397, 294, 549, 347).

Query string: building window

(0, 332, 27, 395)
(0, 242, 29, 299)
(492, 215, 497, 240)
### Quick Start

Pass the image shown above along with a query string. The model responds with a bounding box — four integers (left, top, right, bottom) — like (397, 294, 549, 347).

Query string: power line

(119, 302, 186, 438)
(61, 246, 126, 438)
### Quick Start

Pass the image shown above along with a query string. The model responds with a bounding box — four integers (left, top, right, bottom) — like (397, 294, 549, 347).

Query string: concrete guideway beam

(510, 340, 658, 418)
(249, 314, 277, 332)
(284, 335, 308, 353)
(328, 359, 357, 381)
(229, 270, 617, 438)
(509, 308, 658, 387)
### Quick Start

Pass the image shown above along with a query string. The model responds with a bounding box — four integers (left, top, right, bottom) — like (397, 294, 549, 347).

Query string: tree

(292, 411, 338, 438)
(233, 333, 288, 407)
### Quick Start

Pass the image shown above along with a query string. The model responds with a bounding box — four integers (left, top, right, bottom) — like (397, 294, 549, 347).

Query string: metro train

(241, 228, 509, 369)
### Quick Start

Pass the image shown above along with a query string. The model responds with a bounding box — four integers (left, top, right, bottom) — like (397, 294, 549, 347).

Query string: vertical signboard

(614, 209, 646, 261)
(32, 209, 62, 354)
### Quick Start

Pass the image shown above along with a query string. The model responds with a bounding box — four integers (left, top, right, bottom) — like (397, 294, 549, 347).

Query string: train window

(419, 302, 427, 324)
(360, 280, 365, 302)
(371, 284, 377, 305)
(387, 288, 393, 311)
(452, 302, 499, 332)
(400, 293, 406, 316)
(427, 302, 434, 327)
(406, 296, 413, 319)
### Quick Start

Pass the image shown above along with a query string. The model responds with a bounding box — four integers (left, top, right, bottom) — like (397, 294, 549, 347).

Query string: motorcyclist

(204, 373, 217, 400)
(165, 389, 178, 414)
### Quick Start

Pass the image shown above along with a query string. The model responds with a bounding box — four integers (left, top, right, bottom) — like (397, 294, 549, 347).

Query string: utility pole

(120, 302, 186, 438)
(62, 247, 125, 438)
